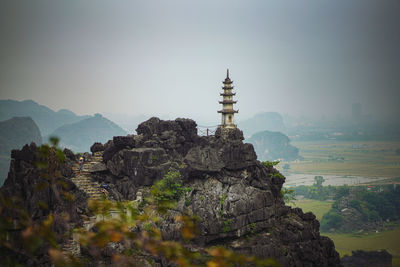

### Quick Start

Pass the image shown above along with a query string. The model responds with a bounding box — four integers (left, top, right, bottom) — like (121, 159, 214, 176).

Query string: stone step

(70, 172, 103, 200)
(93, 152, 103, 157)
(62, 235, 81, 257)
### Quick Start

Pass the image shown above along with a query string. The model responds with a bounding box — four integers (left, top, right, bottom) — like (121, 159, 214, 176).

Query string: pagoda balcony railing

(222, 85, 234, 89)
(218, 109, 239, 114)
(219, 100, 237, 104)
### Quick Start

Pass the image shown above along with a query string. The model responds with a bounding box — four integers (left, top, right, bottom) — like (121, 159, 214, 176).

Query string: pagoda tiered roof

(223, 79, 233, 84)
(220, 92, 236, 96)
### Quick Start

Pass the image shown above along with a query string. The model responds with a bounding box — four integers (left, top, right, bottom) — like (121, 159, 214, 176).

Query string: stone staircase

(71, 152, 105, 200)
(62, 152, 144, 259)
(70, 174, 103, 200)
(62, 152, 105, 256)
(62, 234, 81, 257)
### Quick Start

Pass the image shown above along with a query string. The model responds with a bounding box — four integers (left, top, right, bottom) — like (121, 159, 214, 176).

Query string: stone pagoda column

(218, 69, 238, 129)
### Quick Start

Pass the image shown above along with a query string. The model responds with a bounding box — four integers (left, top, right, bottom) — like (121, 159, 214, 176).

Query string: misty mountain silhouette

(0, 116, 42, 185)
(0, 99, 90, 136)
(238, 112, 286, 138)
(246, 130, 299, 161)
(46, 113, 126, 152)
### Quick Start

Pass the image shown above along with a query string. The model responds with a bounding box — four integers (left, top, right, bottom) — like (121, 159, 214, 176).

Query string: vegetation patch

(249, 223, 256, 234)
(291, 176, 347, 201)
(150, 169, 192, 211)
(281, 187, 296, 204)
(219, 194, 227, 217)
(261, 160, 280, 169)
(222, 219, 232, 233)
(320, 186, 400, 232)
(220, 194, 227, 205)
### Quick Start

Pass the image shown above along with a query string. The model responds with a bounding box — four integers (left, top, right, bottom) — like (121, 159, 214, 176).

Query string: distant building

(218, 69, 238, 128)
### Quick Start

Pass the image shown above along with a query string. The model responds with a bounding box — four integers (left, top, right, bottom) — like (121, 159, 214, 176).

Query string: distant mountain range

(238, 112, 287, 138)
(103, 112, 149, 134)
(0, 117, 42, 185)
(0, 99, 127, 152)
(46, 113, 126, 152)
(0, 100, 128, 184)
(0, 100, 297, 183)
(246, 130, 299, 161)
(0, 99, 90, 136)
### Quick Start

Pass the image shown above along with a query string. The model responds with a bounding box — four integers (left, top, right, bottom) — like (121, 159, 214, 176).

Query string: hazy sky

(1, 0, 399, 124)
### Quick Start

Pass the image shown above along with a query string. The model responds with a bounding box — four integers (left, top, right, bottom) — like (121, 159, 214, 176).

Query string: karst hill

(1, 117, 342, 266)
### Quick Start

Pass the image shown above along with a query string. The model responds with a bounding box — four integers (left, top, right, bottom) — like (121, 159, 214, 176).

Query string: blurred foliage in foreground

(0, 138, 280, 266)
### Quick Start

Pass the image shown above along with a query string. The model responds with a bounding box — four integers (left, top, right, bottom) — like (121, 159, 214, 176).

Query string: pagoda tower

(218, 69, 238, 128)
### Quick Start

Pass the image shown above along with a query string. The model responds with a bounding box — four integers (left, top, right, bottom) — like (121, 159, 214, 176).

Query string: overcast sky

(1, 0, 399, 124)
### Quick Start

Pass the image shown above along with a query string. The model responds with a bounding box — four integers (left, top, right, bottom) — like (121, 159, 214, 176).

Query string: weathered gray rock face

(5, 144, 86, 218)
(89, 117, 342, 266)
(184, 171, 279, 244)
(106, 147, 170, 186)
(184, 146, 225, 172)
(1, 143, 88, 266)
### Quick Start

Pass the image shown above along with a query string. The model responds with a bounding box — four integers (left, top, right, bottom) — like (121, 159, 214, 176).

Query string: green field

(284, 141, 400, 265)
(289, 199, 332, 221)
(324, 228, 400, 266)
(291, 198, 400, 266)
(287, 140, 400, 177)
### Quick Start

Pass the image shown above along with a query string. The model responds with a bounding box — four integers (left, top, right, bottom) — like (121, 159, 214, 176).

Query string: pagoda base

(215, 126, 244, 141)
(218, 124, 237, 129)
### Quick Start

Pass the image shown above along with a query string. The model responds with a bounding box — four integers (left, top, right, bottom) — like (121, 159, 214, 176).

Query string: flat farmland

(290, 199, 400, 266)
(286, 141, 400, 178)
(289, 199, 332, 221)
(324, 228, 400, 266)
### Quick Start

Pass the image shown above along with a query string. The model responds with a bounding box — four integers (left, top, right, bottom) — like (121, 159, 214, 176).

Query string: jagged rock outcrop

(88, 117, 342, 266)
(0, 143, 88, 265)
(90, 142, 104, 153)
(0, 117, 342, 266)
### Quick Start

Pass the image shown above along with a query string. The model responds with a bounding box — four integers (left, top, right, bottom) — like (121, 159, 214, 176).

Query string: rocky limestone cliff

(0, 117, 342, 266)
(88, 117, 341, 266)
(0, 143, 88, 265)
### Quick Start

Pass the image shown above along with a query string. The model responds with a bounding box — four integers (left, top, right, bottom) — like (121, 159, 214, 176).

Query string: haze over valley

(1, 0, 399, 265)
